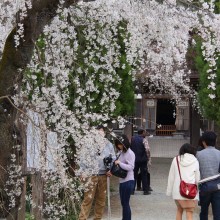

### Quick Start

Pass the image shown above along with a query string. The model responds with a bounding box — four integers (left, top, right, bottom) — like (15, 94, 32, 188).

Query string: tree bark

(0, 0, 77, 218)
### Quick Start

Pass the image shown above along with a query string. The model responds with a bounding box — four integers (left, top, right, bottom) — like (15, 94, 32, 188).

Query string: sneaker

(136, 187, 142, 191)
(143, 191, 151, 195)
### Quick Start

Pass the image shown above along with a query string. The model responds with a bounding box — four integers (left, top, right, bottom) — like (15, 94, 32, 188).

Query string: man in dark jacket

(131, 128, 150, 195)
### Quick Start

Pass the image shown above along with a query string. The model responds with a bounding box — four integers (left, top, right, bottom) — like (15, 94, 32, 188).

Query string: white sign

(178, 101, 188, 107)
(146, 99, 155, 107)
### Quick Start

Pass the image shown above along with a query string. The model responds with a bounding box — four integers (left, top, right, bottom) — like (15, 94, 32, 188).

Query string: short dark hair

(96, 125, 105, 130)
(202, 131, 217, 146)
(137, 128, 145, 135)
(114, 134, 130, 152)
(179, 143, 196, 157)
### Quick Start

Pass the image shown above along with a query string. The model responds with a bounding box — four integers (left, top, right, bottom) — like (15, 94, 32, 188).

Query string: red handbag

(176, 156, 197, 199)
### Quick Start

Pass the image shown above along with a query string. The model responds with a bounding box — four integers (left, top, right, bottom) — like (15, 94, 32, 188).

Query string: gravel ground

(96, 157, 212, 220)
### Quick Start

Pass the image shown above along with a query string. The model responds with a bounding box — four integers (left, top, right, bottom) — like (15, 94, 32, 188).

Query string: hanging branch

(0, 95, 40, 128)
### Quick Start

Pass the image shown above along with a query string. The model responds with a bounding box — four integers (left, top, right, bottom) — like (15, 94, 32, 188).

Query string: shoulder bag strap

(176, 156, 182, 181)
(116, 151, 122, 160)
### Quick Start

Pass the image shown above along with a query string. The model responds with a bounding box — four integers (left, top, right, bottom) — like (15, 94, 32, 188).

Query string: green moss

(190, 28, 220, 126)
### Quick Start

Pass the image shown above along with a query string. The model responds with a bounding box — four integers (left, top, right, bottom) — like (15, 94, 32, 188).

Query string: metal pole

(107, 176, 111, 220)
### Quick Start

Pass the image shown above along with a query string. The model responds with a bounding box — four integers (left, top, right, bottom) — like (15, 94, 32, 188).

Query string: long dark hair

(114, 134, 131, 152)
(179, 143, 196, 157)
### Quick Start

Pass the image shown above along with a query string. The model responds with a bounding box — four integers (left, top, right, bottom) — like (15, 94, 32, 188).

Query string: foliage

(188, 1, 220, 125)
(25, 213, 35, 220)
(66, 20, 135, 118)
(113, 20, 135, 116)
(196, 41, 220, 125)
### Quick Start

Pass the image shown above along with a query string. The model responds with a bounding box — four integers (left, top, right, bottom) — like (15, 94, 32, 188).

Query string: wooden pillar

(18, 121, 27, 220)
(123, 124, 133, 141)
(190, 105, 200, 147)
(16, 180, 27, 220)
(135, 99, 142, 128)
(31, 172, 43, 220)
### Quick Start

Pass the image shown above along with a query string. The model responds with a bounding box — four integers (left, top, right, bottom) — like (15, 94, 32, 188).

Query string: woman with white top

(166, 143, 200, 220)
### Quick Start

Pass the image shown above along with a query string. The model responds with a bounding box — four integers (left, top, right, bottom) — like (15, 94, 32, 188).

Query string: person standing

(166, 143, 200, 220)
(196, 131, 220, 220)
(131, 128, 150, 195)
(197, 136, 205, 152)
(137, 131, 153, 191)
(78, 125, 116, 220)
(114, 134, 135, 220)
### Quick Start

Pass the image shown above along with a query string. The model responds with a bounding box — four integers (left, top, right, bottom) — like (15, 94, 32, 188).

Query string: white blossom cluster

(13, 2, 127, 216)
(14, 0, 32, 47)
(5, 153, 24, 210)
(0, 0, 17, 55)
(1, 0, 220, 218)
(0, 0, 32, 51)
(197, 8, 220, 100)
(42, 171, 68, 219)
(116, 0, 199, 100)
(111, 0, 220, 101)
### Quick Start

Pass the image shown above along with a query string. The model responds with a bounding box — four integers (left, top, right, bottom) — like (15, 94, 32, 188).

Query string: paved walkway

(98, 158, 212, 220)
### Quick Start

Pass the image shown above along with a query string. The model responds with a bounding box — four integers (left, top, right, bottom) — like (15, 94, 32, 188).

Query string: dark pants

(137, 171, 150, 189)
(119, 180, 135, 220)
(200, 190, 220, 220)
(134, 161, 148, 192)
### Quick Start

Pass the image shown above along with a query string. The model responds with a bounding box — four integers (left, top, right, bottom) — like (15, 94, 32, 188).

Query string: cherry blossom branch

(0, 95, 39, 128)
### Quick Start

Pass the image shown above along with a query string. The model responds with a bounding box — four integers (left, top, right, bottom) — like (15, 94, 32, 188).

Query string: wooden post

(17, 179, 27, 220)
(31, 172, 43, 220)
(123, 124, 133, 141)
(190, 105, 200, 148)
(18, 121, 27, 220)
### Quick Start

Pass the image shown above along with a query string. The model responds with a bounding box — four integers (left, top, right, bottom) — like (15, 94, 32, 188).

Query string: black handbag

(111, 153, 127, 178)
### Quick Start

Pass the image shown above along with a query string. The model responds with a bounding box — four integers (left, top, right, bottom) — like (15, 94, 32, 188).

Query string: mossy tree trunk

(0, 0, 77, 218)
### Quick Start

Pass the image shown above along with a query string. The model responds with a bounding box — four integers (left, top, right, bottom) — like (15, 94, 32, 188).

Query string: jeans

(119, 180, 135, 220)
(200, 190, 220, 220)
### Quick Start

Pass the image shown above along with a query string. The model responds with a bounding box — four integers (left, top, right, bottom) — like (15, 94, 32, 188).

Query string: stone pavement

(98, 157, 213, 220)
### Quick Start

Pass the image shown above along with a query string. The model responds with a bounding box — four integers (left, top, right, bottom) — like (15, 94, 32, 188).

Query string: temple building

(135, 94, 190, 137)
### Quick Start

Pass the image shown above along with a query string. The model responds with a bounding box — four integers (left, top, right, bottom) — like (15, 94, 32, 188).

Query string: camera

(103, 154, 113, 171)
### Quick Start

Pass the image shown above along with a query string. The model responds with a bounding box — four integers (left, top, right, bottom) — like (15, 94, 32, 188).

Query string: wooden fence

(156, 125, 176, 136)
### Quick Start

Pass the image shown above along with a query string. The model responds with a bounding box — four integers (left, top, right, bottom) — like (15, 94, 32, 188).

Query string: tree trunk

(0, 0, 77, 218)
